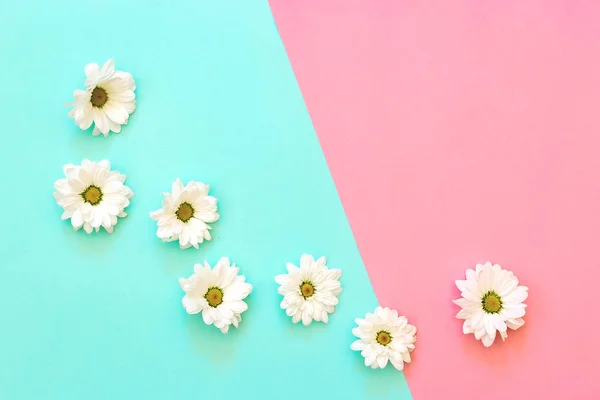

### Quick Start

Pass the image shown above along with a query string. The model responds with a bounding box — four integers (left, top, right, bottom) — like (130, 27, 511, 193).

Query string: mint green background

(0, 1, 412, 399)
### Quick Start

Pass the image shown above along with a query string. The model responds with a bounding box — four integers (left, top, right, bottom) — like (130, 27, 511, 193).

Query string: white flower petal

(350, 340, 364, 351)
(300, 254, 315, 269)
(501, 306, 526, 319)
(286, 263, 299, 275)
(292, 312, 302, 324)
(481, 332, 496, 347)
(202, 310, 214, 325)
(390, 356, 405, 371)
(274, 274, 289, 285)
(100, 59, 115, 77)
(182, 296, 203, 314)
(103, 102, 129, 125)
(172, 179, 184, 197)
(301, 309, 313, 326)
(503, 286, 529, 305)
(84, 63, 100, 85)
(492, 313, 507, 332)
(506, 318, 525, 330)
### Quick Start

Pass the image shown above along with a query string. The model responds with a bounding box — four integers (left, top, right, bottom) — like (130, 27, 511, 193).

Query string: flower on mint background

(179, 257, 252, 334)
(149, 179, 219, 249)
(68, 59, 136, 137)
(275, 254, 342, 326)
(53, 159, 133, 233)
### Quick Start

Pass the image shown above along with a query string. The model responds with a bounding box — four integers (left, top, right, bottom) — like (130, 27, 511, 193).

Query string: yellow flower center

(299, 281, 315, 299)
(205, 287, 223, 308)
(90, 86, 108, 108)
(81, 185, 102, 206)
(176, 202, 194, 223)
(482, 290, 503, 314)
(376, 330, 392, 346)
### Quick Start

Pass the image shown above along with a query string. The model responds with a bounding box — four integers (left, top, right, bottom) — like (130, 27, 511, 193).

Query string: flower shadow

(57, 216, 124, 256)
(69, 126, 114, 157)
(155, 238, 220, 279)
(149, 216, 223, 278)
(184, 290, 255, 365)
(458, 318, 529, 367)
(346, 330, 410, 398)
(156, 239, 204, 276)
(365, 365, 408, 398)
(452, 280, 530, 367)
(185, 315, 241, 365)
(271, 282, 321, 341)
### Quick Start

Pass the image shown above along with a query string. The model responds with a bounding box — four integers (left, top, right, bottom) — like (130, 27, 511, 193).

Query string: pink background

(270, 1, 600, 399)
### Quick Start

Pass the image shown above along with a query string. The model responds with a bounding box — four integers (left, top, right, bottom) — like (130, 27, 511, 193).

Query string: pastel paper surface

(0, 1, 410, 399)
(270, 0, 600, 398)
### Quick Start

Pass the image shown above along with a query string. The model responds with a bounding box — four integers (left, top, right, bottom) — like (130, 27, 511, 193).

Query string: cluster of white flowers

(54, 60, 529, 372)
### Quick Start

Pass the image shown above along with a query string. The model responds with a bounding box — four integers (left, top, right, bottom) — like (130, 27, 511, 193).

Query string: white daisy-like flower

(453, 261, 529, 347)
(149, 179, 219, 249)
(274, 254, 342, 326)
(179, 257, 252, 334)
(53, 159, 134, 234)
(67, 59, 136, 137)
(350, 307, 417, 371)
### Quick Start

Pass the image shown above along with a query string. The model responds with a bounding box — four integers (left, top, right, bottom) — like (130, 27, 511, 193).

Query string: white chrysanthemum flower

(453, 261, 529, 347)
(53, 159, 134, 234)
(149, 179, 219, 249)
(179, 257, 252, 334)
(67, 59, 136, 137)
(350, 307, 417, 371)
(274, 254, 342, 326)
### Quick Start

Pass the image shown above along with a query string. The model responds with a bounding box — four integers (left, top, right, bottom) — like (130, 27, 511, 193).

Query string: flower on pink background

(453, 261, 528, 347)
